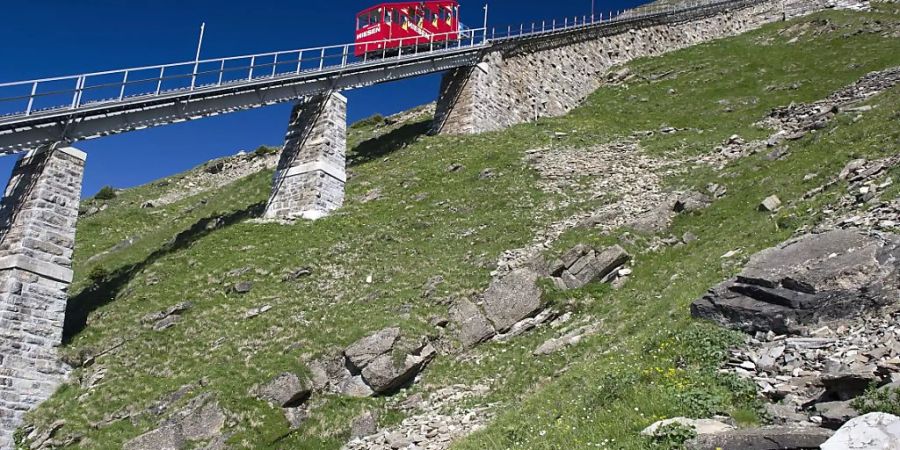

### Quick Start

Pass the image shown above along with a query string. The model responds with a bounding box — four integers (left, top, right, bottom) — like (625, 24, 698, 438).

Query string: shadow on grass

(348, 119, 431, 166)
(62, 202, 266, 343)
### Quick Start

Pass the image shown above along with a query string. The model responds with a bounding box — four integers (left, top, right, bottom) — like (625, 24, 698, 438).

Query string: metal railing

(486, 0, 733, 41)
(0, 28, 488, 120)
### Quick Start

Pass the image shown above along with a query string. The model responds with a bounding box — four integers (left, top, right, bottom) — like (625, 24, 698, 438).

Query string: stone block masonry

(433, 0, 863, 135)
(265, 92, 347, 220)
(0, 145, 85, 450)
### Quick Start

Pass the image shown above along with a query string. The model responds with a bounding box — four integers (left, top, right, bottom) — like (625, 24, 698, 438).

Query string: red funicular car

(355, 1, 461, 58)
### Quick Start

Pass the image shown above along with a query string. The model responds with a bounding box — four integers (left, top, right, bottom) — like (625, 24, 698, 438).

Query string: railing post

(296, 51, 303, 74)
(248, 56, 256, 80)
(25, 82, 37, 116)
(272, 53, 279, 77)
(156, 67, 164, 95)
(118, 70, 129, 101)
(319, 48, 325, 70)
(70, 76, 84, 109)
(341, 45, 348, 67)
(218, 60, 225, 85)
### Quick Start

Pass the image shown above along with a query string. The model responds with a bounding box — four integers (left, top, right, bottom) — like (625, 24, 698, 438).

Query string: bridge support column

(265, 92, 347, 220)
(0, 145, 85, 449)
(432, 60, 501, 135)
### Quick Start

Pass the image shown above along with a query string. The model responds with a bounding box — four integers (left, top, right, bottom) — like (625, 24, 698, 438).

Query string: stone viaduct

(0, 0, 858, 446)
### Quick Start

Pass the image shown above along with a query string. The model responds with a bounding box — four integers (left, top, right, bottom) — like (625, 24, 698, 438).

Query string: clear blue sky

(0, 0, 647, 196)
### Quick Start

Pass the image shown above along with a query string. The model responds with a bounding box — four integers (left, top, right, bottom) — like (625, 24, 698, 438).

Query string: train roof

(357, 1, 459, 15)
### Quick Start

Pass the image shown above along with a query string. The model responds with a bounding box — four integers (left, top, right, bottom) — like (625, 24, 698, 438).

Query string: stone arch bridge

(0, 0, 852, 446)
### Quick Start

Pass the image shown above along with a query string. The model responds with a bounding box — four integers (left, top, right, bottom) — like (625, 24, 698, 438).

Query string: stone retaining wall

(433, 0, 861, 135)
(0, 146, 85, 450)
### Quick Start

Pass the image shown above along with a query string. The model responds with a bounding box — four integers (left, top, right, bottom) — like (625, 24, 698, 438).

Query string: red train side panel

(354, 1, 460, 58)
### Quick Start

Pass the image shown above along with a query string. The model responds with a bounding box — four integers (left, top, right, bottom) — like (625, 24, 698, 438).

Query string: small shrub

(94, 186, 117, 200)
(351, 113, 385, 129)
(252, 145, 276, 157)
(648, 422, 697, 450)
(852, 385, 900, 415)
(87, 266, 110, 285)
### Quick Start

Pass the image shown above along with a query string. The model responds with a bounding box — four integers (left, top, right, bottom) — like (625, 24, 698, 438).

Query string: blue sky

(0, 0, 648, 196)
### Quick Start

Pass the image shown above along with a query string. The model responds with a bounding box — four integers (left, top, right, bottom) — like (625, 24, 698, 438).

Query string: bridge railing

(487, 0, 732, 41)
(0, 27, 489, 121)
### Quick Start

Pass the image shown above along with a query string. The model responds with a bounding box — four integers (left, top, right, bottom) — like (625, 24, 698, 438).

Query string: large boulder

(124, 426, 185, 450)
(344, 327, 401, 370)
(479, 268, 544, 332)
(691, 230, 900, 334)
(449, 297, 496, 347)
(820, 412, 900, 450)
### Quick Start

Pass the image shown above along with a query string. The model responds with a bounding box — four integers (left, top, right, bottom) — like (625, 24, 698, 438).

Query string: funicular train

(354, 1, 463, 58)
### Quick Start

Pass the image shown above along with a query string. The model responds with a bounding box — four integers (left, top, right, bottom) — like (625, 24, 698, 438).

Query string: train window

(385, 8, 392, 23)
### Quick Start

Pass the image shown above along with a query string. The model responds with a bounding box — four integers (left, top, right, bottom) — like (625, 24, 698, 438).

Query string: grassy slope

(23, 4, 900, 449)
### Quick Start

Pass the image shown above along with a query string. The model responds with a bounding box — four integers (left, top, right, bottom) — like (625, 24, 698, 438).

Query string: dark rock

(282, 267, 312, 281)
(252, 372, 311, 407)
(684, 426, 833, 450)
(480, 268, 543, 332)
(691, 230, 900, 334)
(821, 368, 881, 401)
(478, 168, 496, 180)
(204, 160, 226, 174)
(446, 163, 464, 173)
(815, 400, 859, 429)
(449, 298, 496, 346)
(350, 411, 378, 438)
(231, 282, 253, 294)
(674, 191, 712, 213)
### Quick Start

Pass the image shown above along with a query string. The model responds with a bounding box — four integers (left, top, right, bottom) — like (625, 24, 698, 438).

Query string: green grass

(20, 4, 900, 449)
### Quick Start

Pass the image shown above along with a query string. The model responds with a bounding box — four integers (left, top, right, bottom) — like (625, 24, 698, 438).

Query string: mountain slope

(18, 3, 900, 449)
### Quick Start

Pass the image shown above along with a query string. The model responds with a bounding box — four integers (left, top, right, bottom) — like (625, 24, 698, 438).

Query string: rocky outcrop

(691, 230, 900, 334)
(548, 244, 630, 290)
(311, 327, 436, 396)
(344, 384, 492, 450)
(124, 393, 226, 450)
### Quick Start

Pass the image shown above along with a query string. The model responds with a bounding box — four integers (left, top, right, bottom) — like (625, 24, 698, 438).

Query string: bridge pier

(0, 145, 85, 449)
(265, 92, 347, 220)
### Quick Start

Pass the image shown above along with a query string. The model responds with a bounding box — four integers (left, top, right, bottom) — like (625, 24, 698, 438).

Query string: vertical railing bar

(248, 56, 256, 80)
(25, 82, 37, 116)
(272, 53, 279, 77)
(342, 45, 348, 67)
(156, 67, 164, 96)
(118, 70, 129, 101)
(296, 51, 303, 74)
(218, 60, 225, 86)
(319, 48, 325, 70)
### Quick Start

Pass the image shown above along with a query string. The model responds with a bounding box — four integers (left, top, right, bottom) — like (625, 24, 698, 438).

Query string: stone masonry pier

(0, 145, 85, 450)
(265, 92, 347, 221)
(432, 0, 854, 134)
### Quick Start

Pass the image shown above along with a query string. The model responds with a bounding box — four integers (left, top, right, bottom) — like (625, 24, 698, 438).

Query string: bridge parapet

(0, 145, 84, 449)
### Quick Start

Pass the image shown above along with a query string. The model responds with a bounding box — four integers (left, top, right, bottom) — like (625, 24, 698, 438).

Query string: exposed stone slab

(0, 145, 85, 449)
(684, 426, 834, 449)
(264, 92, 347, 220)
(480, 268, 543, 333)
(691, 230, 900, 334)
